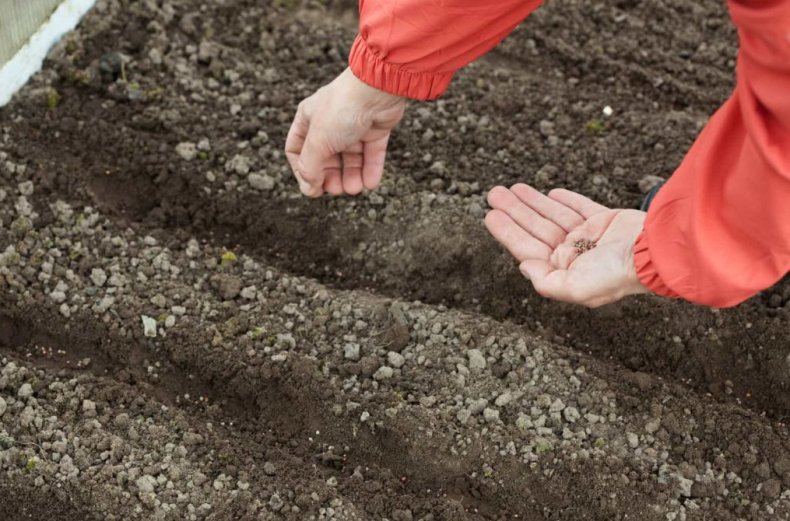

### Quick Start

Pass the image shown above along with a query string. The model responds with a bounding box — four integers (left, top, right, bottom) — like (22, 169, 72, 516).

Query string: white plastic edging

(0, 0, 96, 107)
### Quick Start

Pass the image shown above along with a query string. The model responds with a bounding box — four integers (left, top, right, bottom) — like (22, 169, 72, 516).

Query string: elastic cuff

(633, 230, 681, 299)
(348, 35, 454, 101)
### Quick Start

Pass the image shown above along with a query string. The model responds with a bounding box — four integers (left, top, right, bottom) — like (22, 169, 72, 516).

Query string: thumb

(519, 260, 571, 302)
(297, 129, 334, 197)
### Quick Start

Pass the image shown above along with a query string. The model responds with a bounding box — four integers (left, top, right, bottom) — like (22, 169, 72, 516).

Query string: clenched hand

(285, 68, 406, 197)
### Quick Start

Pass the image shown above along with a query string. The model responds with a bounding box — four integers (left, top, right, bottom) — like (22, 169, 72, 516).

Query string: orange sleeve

(348, 0, 543, 100)
(634, 0, 790, 307)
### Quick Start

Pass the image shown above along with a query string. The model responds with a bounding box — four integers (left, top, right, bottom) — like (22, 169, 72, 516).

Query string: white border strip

(0, 0, 96, 107)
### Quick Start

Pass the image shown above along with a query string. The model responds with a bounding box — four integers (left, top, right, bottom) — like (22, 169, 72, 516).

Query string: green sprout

(47, 88, 61, 109)
(220, 250, 238, 265)
(248, 326, 266, 338)
(584, 119, 605, 134)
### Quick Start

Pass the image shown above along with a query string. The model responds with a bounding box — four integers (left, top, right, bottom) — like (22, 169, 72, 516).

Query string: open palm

(485, 184, 648, 308)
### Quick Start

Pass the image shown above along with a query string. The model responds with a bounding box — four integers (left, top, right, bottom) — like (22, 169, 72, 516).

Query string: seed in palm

(574, 239, 597, 255)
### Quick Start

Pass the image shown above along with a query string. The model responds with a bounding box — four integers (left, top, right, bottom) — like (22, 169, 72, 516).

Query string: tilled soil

(1, 0, 790, 519)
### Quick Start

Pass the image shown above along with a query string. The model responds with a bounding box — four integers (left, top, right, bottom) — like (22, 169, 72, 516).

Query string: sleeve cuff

(633, 230, 681, 299)
(348, 35, 455, 101)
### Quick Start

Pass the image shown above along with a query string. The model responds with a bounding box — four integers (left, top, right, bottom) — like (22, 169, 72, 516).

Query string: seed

(573, 239, 596, 255)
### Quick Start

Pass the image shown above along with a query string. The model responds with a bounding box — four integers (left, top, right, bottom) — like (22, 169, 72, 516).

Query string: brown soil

(1, 0, 789, 520)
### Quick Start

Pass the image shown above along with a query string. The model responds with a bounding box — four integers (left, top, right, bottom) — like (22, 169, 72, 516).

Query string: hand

(285, 68, 406, 197)
(485, 184, 649, 308)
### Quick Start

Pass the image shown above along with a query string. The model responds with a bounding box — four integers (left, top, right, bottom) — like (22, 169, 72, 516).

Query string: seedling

(25, 456, 38, 472)
(47, 88, 61, 109)
(584, 119, 605, 134)
(221, 250, 238, 265)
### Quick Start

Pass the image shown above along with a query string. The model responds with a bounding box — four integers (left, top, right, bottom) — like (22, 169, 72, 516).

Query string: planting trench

(1, 0, 790, 519)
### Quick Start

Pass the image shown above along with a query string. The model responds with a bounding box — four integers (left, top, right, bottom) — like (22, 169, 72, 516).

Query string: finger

(342, 148, 364, 195)
(510, 184, 585, 232)
(284, 104, 309, 158)
(484, 210, 553, 262)
(297, 136, 332, 196)
(547, 188, 608, 219)
(293, 169, 323, 197)
(487, 186, 566, 248)
(323, 169, 344, 196)
(285, 108, 311, 192)
(362, 134, 390, 190)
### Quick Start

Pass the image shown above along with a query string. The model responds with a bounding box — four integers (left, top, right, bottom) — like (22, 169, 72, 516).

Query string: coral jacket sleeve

(634, 0, 790, 307)
(348, 0, 543, 100)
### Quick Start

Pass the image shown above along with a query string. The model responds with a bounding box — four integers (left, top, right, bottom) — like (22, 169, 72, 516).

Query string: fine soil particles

(1, 0, 790, 520)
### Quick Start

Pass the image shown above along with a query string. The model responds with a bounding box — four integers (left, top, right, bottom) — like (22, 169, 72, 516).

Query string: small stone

(676, 476, 693, 497)
(627, 432, 639, 448)
(358, 356, 379, 377)
(494, 392, 513, 407)
(483, 408, 500, 423)
(263, 462, 276, 476)
(226, 154, 252, 176)
(248, 173, 275, 191)
(515, 414, 532, 431)
(136, 474, 157, 494)
(18, 383, 33, 399)
(563, 406, 580, 423)
(114, 413, 130, 429)
(150, 294, 167, 308)
(392, 509, 413, 521)
(141, 315, 157, 338)
(387, 351, 405, 368)
(0, 397, 6, 417)
(90, 268, 107, 287)
(645, 418, 661, 434)
(240, 286, 257, 300)
(215, 275, 242, 300)
(373, 366, 394, 381)
(428, 161, 446, 175)
(467, 349, 486, 371)
(268, 492, 284, 512)
(762, 478, 782, 499)
(50, 290, 66, 304)
(549, 398, 566, 413)
(18, 181, 34, 196)
(539, 120, 555, 136)
(456, 409, 471, 424)
(468, 398, 488, 415)
(175, 142, 197, 161)
(343, 343, 360, 361)
(183, 432, 203, 446)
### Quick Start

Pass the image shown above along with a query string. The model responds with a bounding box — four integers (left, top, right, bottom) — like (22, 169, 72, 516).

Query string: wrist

(624, 238, 650, 297)
(341, 68, 405, 111)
